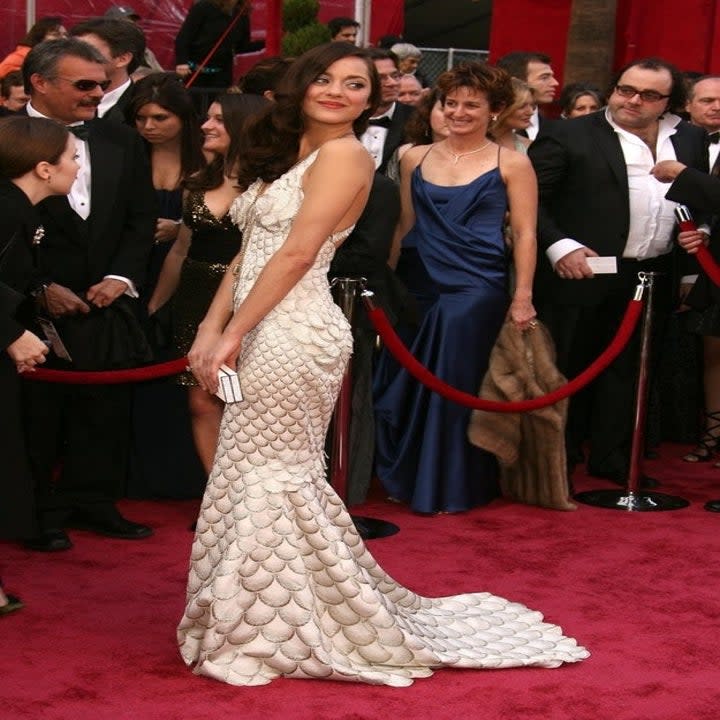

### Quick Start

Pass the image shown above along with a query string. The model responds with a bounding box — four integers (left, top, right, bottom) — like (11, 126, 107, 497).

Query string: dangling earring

(491, 114, 498, 123)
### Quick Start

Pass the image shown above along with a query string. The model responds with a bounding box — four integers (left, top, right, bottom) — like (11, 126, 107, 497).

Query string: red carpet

(2, 444, 720, 720)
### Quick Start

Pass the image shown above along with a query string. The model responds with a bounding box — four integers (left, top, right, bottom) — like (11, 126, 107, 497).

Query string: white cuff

(546, 239, 586, 268)
(104, 275, 138, 299)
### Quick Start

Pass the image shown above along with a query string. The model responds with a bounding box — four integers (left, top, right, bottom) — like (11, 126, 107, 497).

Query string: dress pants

(22, 380, 132, 529)
(539, 256, 672, 476)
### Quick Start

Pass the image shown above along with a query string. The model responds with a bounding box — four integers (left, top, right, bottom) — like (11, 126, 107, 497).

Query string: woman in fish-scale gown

(177, 42, 588, 688)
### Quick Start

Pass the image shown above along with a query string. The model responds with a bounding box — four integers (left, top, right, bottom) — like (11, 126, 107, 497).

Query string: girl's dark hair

(436, 61, 515, 113)
(126, 72, 204, 183)
(22, 16, 64, 47)
(404, 87, 442, 145)
(559, 82, 603, 116)
(186, 91, 271, 192)
(0, 115, 68, 178)
(237, 42, 380, 187)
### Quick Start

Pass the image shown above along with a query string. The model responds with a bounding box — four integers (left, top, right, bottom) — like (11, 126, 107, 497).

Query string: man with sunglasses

(15, 38, 156, 551)
(528, 57, 707, 489)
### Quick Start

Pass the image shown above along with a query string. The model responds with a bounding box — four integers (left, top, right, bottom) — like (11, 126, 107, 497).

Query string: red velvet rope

(696, 245, 720, 286)
(23, 295, 643, 408)
(366, 298, 644, 413)
(677, 215, 720, 287)
(24, 357, 188, 385)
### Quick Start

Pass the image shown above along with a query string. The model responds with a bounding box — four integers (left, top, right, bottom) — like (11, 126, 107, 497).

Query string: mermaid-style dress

(177, 151, 588, 687)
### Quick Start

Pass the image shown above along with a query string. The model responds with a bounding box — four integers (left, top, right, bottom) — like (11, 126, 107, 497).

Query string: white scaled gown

(177, 150, 589, 687)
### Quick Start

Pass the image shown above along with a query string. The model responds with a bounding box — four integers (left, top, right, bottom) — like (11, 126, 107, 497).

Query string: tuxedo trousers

(538, 256, 672, 476)
(22, 380, 132, 529)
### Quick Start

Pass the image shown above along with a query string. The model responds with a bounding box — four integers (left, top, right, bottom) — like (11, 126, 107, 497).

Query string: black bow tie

(68, 123, 90, 141)
(708, 132, 720, 144)
(368, 116, 392, 129)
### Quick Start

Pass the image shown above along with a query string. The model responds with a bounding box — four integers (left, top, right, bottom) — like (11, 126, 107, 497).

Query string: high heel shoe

(0, 587, 23, 616)
(683, 411, 720, 462)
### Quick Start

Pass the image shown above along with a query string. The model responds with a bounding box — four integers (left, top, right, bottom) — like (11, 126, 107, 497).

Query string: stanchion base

(351, 515, 400, 539)
(574, 489, 690, 511)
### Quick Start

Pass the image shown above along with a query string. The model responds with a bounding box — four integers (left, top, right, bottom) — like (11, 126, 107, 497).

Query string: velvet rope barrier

(23, 357, 188, 385)
(364, 291, 644, 414)
(675, 205, 720, 287)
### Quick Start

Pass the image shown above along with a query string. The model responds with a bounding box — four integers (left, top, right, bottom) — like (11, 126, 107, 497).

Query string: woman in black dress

(0, 116, 79, 609)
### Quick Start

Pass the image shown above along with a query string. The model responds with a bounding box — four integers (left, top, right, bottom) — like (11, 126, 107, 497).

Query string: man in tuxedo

(70, 18, 146, 124)
(360, 48, 414, 175)
(496, 51, 559, 140)
(20, 38, 156, 550)
(528, 57, 707, 486)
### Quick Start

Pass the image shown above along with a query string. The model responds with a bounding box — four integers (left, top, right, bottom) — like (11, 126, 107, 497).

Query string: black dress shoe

(23, 529, 73, 552)
(69, 511, 153, 540)
(704, 499, 720, 512)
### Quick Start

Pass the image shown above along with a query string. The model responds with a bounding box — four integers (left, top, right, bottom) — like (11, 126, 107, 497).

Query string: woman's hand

(677, 229, 708, 254)
(188, 326, 243, 395)
(7, 330, 48, 373)
(155, 218, 181, 245)
(508, 293, 537, 332)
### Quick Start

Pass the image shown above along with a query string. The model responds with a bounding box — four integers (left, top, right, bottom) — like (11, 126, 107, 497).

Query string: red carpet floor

(2, 444, 720, 720)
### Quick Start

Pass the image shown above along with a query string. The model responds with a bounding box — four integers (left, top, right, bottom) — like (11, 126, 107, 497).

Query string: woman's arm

(503, 151, 538, 328)
(191, 140, 373, 392)
(388, 145, 423, 269)
(147, 222, 192, 315)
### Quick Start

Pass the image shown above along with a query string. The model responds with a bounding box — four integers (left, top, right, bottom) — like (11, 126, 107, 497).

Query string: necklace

(446, 140, 492, 164)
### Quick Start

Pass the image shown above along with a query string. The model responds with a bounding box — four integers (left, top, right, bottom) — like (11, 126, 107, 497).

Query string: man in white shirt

(528, 57, 707, 486)
(496, 51, 559, 141)
(360, 48, 414, 175)
(71, 17, 146, 124)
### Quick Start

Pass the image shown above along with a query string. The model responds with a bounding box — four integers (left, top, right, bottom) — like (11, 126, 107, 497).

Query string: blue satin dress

(374, 161, 509, 513)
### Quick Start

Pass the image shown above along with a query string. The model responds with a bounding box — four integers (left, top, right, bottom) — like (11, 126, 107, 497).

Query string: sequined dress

(177, 150, 588, 686)
(172, 190, 242, 386)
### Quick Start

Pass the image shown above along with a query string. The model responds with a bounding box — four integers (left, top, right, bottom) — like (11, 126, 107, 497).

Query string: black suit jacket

(101, 82, 136, 126)
(329, 173, 410, 327)
(666, 166, 720, 306)
(378, 102, 414, 174)
(528, 110, 708, 306)
(33, 117, 156, 293)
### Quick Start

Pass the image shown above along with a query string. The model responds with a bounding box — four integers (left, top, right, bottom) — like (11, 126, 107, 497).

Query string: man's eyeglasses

(56, 77, 111, 92)
(615, 85, 670, 103)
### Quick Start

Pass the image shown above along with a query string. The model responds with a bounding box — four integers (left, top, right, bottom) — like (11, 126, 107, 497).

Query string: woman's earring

(491, 114, 498, 123)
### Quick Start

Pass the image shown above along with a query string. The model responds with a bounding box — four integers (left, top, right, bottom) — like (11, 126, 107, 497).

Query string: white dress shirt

(97, 79, 131, 119)
(361, 103, 395, 169)
(546, 109, 682, 267)
(26, 102, 136, 296)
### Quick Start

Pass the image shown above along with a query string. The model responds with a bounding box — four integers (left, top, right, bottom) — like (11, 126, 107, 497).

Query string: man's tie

(708, 131, 720, 144)
(368, 116, 392, 129)
(68, 123, 90, 141)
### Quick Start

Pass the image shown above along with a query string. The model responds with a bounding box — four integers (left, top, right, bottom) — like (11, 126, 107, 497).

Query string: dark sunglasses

(56, 77, 111, 92)
(614, 84, 670, 103)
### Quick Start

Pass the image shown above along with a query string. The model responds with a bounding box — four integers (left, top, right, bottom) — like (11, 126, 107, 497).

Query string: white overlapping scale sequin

(177, 150, 589, 687)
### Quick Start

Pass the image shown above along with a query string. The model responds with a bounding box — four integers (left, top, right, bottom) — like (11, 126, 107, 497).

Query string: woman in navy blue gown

(375, 62, 538, 514)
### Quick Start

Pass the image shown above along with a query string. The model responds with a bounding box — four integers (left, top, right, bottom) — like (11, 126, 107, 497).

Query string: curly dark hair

(608, 57, 687, 114)
(236, 42, 380, 187)
(436, 61, 515, 113)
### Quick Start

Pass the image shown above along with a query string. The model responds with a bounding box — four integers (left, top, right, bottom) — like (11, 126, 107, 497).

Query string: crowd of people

(1, 3, 718, 688)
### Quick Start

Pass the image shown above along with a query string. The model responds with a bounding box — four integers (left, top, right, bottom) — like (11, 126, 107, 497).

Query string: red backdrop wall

(489, 0, 720, 88)
(0, 1, 404, 80)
